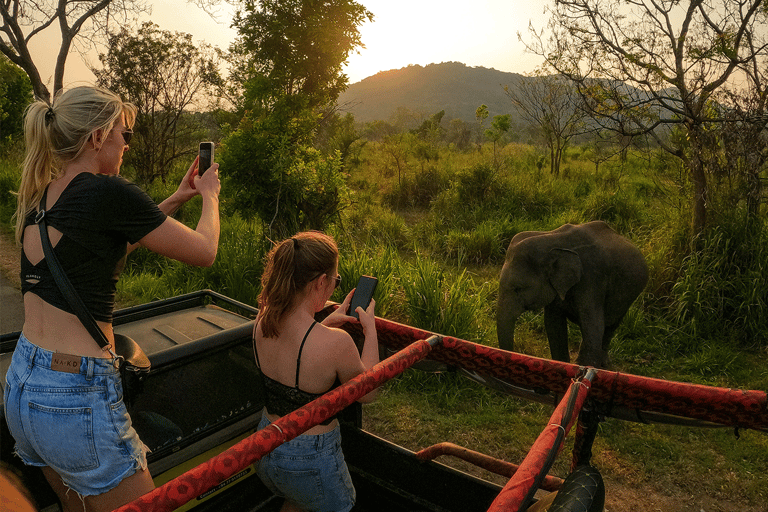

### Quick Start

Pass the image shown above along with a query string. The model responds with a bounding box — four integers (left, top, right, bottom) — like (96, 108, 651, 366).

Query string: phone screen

(199, 142, 214, 175)
(347, 275, 378, 320)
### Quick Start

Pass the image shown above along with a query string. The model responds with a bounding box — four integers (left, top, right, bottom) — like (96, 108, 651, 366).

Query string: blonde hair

(13, 86, 137, 244)
(258, 231, 338, 339)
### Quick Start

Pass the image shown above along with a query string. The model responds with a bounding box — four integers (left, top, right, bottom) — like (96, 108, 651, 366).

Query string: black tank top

(254, 320, 340, 424)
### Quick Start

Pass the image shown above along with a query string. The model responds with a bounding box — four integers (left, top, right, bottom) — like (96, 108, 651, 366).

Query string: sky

(29, 0, 549, 90)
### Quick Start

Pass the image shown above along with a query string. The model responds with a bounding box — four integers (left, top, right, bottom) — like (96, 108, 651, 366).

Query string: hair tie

(44, 107, 55, 126)
(292, 238, 299, 250)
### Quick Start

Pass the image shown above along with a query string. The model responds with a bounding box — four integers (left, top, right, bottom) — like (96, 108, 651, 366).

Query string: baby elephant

(497, 221, 648, 368)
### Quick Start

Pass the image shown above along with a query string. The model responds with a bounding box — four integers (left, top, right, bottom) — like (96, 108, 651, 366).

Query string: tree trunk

(690, 153, 707, 237)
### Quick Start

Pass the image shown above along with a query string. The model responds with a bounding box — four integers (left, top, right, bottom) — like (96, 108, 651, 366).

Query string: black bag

(35, 190, 150, 374)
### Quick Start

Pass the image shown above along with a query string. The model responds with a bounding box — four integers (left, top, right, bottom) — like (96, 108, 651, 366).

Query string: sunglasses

(122, 130, 133, 145)
(332, 274, 342, 289)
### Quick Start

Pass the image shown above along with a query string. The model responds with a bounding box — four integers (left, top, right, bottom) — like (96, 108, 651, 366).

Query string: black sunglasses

(332, 274, 342, 290)
(122, 130, 133, 145)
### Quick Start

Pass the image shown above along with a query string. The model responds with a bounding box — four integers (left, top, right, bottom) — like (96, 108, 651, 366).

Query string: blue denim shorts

(3, 333, 149, 497)
(256, 415, 356, 512)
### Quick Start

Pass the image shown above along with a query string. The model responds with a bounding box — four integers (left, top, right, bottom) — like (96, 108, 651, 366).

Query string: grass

(1, 137, 766, 509)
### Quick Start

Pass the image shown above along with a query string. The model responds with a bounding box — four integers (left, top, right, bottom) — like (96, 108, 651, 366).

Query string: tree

(222, 0, 372, 236)
(412, 110, 445, 171)
(523, 0, 768, 235)
(475, 104, 489, 150)
(0, 54, 33, 141)
(0, 0, 218, 102)
(505, 72, 587, 177)
(484, 114, 511, 171)
(94, 22, 223, 185)
(0, 0, 148, 101)
(315, 112, 365, 173)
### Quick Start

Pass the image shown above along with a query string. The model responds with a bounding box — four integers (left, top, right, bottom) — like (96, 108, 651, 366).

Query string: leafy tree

(362, 119, 397, 142)
(382, 132, 416, 184)
(0, 54, 33, 141)
(504, 72, 587, 177)
(484, 114, 511, 170)
(94, 22, 223, 185)
(222, 0, 372, 237)
(315, 112, 365, 172)
(523, 0, 768, 235)
(475, 104, 489, 150)
(412, 110, 445, 171)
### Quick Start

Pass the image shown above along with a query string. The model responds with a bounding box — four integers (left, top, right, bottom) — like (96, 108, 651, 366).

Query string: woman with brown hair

(253, 231, 379, 512)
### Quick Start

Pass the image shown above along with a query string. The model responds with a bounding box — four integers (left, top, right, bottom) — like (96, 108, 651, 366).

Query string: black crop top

(20, 172, 167, 323)
(254, 321, 340, 425)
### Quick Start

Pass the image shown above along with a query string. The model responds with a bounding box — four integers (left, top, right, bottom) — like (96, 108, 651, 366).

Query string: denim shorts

(256, 415, 356, 512)
(3, 333, 149, 497)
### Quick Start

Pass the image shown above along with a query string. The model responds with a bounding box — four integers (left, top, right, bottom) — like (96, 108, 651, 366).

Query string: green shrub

(670, 219, 768, 347)
(580, 190, 644, 233)
(444, 221, 505, 266)
(335, 245, 400, 320)
(0, 155, 20, 230)
(383, 165, 450, 209)
(401, 254, 492, 343)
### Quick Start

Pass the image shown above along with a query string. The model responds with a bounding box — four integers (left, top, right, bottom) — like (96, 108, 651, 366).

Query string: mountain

(337, 62, 523, 124)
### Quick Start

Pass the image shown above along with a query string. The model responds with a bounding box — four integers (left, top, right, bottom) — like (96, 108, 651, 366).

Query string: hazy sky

(30, 0, 548, 89)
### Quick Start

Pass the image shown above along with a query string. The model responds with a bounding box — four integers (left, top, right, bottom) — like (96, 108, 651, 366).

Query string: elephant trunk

(496, 305, 518, 352)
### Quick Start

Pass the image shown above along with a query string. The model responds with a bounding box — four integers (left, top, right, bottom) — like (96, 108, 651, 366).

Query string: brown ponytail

(258, 231, 338, 338)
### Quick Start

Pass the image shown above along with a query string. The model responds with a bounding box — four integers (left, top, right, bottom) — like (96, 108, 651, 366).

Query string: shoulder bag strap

(35, 190, 111, 352)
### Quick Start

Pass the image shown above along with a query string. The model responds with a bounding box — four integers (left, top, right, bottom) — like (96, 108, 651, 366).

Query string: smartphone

(198, 142, 214, 175)
(347, 275, 378, 320)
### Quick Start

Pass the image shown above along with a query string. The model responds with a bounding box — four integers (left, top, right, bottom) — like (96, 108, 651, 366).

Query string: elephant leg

(576, 307, 608, 368)
(544, 306, 569, 362)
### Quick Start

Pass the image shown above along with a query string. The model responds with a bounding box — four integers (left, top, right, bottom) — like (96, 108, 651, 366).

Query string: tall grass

(670, 215, 768, 348)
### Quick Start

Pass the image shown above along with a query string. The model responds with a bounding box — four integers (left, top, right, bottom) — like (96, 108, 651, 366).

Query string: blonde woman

(253, 231, 379, 512)
(4, 85, 220, 512)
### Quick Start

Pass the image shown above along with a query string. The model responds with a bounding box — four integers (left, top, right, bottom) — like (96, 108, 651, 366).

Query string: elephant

(497, 221, 648, 368)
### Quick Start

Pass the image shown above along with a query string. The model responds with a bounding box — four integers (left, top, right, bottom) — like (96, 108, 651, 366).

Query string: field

(1, 138, 767, 511)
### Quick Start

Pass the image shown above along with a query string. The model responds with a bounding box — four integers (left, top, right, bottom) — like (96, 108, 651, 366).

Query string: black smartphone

(347, 275, 378, 320)
(198, 142, 214, 175)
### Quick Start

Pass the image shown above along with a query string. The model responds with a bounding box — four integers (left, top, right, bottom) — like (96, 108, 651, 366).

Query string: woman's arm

(127, 157, 212, 255)
(335, 299, 379, 403)
(135, 160, 221, 266)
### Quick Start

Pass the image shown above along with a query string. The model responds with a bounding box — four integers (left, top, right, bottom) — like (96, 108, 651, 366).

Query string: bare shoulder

(317, 324, 358, 356)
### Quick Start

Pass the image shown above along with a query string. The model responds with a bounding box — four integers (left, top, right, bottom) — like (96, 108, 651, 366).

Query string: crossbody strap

(35, 189, 111, 352)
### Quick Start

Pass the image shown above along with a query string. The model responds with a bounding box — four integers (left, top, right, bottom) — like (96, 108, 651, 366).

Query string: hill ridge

(337, 61, 524, 124)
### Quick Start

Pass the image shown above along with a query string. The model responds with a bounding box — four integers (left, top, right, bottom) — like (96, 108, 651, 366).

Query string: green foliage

(334, 244, 399, 320)
(401, 254, 492, 343)
(120, 215, 268, 307)
(0, 148, 21, 230)
(315, 112, 365, 171)
(221, 117, 349, 236)
(383, 165, 450, 209)
(670, 217, 768, 347)
(580, 190, 645, 233)
(444, 221, 506, 266)
(223, 0, 369, 236)
(0, 55, 33, 143)
(230, 0, 372, 111)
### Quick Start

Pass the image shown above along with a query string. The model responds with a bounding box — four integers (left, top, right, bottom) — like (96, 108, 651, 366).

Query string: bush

(383, 166, 450, 209)
(444, 221, 505, 266)
(670, 218, 768, 347)
(401, 254, 492, 343)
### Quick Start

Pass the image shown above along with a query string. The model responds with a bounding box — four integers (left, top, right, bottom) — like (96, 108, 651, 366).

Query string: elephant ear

(548, 248, 582, 301)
